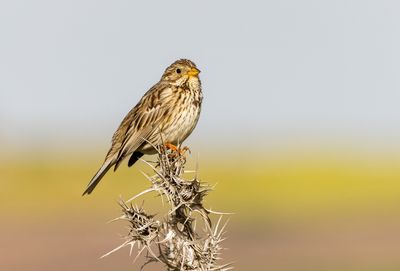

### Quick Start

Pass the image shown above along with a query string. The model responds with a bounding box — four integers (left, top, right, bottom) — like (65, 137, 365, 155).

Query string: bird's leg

(164, 143, 190, 156)
(164, 142, 179, 152)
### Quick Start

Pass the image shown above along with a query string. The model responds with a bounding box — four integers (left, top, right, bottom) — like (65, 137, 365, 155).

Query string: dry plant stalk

(102, 145, 232, 271)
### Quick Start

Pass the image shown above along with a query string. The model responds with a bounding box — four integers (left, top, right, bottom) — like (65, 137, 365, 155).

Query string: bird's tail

(82, 160, 113, 196)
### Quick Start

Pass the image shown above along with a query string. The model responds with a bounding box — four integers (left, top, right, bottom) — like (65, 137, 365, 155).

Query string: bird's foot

(164, 142, 179, 152)
(164, 143, 190, 156)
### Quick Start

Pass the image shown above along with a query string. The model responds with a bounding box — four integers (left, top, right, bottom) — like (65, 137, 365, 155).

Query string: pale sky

(1, 0, 400, 150)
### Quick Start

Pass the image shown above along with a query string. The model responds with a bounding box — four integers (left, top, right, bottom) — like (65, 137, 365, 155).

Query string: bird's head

(161, 59, 201, 87)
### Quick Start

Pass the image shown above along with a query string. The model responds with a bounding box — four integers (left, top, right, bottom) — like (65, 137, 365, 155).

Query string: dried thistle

(102, 145, 233, 270)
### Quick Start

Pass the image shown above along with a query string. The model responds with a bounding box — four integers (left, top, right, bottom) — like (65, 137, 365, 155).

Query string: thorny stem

(102, 144, 233, 271)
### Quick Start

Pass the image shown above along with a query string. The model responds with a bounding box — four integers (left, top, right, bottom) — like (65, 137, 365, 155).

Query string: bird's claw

(164, 143, 190, 157)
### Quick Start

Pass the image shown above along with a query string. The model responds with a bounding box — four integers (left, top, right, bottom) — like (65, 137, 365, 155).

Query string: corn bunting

(83, 59, 202, 195)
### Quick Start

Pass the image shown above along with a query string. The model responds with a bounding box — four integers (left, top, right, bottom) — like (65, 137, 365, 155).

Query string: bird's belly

(140, 104, 200, 153)
(166, 106, 200, 143)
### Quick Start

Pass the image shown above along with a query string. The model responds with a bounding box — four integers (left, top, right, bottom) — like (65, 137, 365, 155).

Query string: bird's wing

(105, 83, 170, 168)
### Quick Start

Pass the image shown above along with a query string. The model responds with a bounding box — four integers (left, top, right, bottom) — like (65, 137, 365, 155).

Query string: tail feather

(82, 161, 113, 196)
(128, 151, 144, 167)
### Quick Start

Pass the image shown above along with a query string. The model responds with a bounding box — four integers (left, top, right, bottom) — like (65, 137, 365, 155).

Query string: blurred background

(2, 0, 400, 270)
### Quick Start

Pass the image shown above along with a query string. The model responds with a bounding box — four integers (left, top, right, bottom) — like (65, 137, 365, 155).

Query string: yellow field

(2, 148, 400, 270)
(2, 148, 400, 220)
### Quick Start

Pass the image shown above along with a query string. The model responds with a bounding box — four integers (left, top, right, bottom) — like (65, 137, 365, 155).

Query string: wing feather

(105, 83, 170, 169)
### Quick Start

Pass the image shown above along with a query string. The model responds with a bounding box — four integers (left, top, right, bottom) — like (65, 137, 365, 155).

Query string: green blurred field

(2, 148, 400, 270)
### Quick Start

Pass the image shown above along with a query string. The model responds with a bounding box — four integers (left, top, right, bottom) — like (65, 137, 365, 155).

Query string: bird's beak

(187, 67, 200, 77)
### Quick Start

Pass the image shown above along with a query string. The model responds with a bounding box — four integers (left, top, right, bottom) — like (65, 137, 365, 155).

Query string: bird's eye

(176, 68, 181, 74)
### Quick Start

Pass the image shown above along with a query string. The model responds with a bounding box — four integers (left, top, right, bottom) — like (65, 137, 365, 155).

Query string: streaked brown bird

(82, 59, 202, 195)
